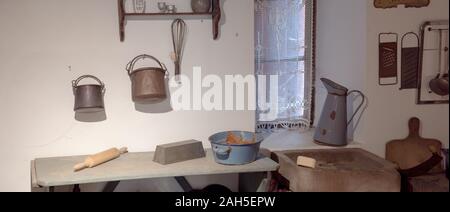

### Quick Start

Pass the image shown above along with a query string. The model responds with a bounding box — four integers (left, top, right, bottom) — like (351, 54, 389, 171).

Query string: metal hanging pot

(72, 75, 106, 113)
(126, 54, 168, 104)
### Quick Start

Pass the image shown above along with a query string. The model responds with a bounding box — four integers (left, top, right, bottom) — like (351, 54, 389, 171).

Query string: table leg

(265, 171, 273, 192)
(102, 181, 120, 192)
(175, 176, 193, 192)
(73, 184, 81, 192)
(239, 172, 266, 192)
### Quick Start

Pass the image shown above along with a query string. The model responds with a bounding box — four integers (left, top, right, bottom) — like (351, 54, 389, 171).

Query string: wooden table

(31, 150, 279, 192)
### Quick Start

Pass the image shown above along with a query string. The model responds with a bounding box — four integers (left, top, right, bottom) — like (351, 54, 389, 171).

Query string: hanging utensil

(429, 29, 449, 96)
(379, 33, 399, 86)
(171, 19, 187, 82)
(438, 29, 449, 94)
(400, 32, 420, 90)
(442, 47, 449, 90)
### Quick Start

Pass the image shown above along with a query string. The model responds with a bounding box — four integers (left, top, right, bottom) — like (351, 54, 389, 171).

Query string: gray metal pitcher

(314, 78, 366, 146)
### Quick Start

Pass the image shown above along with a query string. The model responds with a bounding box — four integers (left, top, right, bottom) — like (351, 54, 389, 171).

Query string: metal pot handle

(72, 75, 106, 94)
(126, 54, 168, 76)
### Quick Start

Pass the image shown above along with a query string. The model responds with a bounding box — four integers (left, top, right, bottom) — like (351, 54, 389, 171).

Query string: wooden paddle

(386, 117, 443, 173)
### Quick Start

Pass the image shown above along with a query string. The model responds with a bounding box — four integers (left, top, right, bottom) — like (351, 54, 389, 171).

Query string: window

(255, 0, 315, 132)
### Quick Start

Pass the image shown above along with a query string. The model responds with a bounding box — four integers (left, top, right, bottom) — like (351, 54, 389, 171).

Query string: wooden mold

(153, 140, 206, 165)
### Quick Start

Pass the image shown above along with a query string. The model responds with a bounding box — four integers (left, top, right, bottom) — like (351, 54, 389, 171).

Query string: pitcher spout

(321, 78, 349, 96)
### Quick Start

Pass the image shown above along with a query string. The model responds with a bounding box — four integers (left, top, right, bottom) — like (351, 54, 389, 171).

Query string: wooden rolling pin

(74, 147, 128, 172)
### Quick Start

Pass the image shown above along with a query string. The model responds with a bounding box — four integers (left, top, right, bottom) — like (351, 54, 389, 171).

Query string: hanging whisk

(171, 19, 187, 81)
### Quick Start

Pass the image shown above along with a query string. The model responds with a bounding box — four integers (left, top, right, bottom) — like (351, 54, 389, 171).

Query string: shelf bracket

(118, 0, 221, 42)
(118, 0, 125, 42)
(212, 0, 221, 40)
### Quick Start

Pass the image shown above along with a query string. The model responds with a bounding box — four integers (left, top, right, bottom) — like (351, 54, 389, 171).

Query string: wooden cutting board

(386, 117, 443, 173)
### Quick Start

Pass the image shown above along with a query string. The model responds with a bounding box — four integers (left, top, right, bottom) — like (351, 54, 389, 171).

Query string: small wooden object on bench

(74, 147, 128, 172)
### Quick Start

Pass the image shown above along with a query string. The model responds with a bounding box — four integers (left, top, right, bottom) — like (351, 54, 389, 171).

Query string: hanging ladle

(429, 29, 449, 96)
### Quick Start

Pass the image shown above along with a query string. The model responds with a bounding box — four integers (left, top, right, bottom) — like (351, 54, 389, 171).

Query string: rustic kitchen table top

(31, 149, 279, 187)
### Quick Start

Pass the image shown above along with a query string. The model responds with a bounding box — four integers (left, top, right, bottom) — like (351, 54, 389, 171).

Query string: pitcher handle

(347, 90, 366, 126)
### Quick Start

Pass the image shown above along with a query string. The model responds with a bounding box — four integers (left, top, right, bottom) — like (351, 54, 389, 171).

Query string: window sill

(260, 128, 362, 152)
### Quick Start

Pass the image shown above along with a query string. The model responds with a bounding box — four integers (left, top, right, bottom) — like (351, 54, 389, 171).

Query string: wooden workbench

(31, 149, 279, 192)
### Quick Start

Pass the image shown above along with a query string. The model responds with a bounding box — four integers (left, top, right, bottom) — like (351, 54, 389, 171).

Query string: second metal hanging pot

(126, 54, 168, 104)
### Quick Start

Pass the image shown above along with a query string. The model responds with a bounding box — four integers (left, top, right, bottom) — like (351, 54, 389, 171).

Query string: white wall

(316, 0, 449, 157)
(363, 0, 449, 156)
(315, 0, 367, 142)
(0, 0, 254, 192)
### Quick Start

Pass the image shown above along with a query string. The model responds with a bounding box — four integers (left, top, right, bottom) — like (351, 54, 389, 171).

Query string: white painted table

(31, 150, 279, 192)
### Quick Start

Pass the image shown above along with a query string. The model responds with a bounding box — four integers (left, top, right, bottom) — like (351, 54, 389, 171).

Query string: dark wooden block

(153, 140, 206, 165)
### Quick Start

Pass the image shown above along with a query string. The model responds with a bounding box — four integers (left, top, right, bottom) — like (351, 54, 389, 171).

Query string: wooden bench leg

(73, 184, 81, 192)
(175, 177, 193, 192)
(102, 181, 120, 192)
(265, 171, 273, 192)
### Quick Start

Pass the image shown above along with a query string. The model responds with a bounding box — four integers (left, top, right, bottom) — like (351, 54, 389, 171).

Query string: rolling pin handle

(119, 147, 128, 154)
(74, 163, 88, 172)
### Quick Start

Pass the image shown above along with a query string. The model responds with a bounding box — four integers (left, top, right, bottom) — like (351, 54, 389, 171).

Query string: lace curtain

(255, 0, 314, 132)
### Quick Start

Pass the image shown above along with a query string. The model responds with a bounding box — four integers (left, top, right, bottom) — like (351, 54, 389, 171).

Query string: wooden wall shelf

(118, 0, 221, 42)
